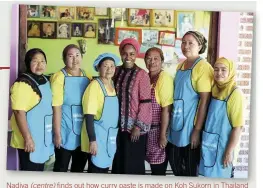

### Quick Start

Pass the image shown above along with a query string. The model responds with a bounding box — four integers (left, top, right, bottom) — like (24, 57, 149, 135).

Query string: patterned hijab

(212, 57, 237, 100)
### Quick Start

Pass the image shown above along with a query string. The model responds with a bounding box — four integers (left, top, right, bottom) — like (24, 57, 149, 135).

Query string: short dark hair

(25, 48, 47, 71)
(62, 44, 82, 62)
(144, 47, 164, 62)
(87, 25, 94, 31)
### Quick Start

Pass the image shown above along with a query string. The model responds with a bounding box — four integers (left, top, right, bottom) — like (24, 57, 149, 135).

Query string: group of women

(10, 30, 243, 178)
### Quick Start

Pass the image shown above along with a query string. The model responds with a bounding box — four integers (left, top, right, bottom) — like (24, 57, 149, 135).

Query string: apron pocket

(171, 99, 184, 131)
(106, 127, 118, 158)
(71, 105, 84, 135)
(201, 131, 220, 167)
(44, 114, 53, 147)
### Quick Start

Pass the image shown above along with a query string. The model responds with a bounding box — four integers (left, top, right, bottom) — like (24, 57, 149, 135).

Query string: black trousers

(167, 142, 200, 176)
(150, 155, 169, 176)
(18, 149, 44, 171)
(53, 146, 89, 172)
(112, 131, 147, 175)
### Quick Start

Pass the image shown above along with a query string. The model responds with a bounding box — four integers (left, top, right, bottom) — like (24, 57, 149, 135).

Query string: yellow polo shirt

(177, 59, 214, 93)
(10, 82, 40, 149)
(81, 79, 116, 153)
(226, 89, 244, 128)
(50, 69, 92, 106)
(154, 71, 174, 107)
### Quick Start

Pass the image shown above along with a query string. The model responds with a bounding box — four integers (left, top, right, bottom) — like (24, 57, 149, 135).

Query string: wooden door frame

(18, 4, 27, 74)
(207, 11, 219, 67)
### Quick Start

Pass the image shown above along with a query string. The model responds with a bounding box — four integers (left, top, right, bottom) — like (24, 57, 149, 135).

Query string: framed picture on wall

(115, 28, 142, 45)
(176, 11, 195, 38)
(71, 23, 83, 37)
(128, 8, 150, 27)
(174, 38, 185, 60)
(27, 5, 40, 18)
(98, 19, 115, 44)
(83, 23, 96, 38)
(158, 31, 176, 47)
(142, 29, 159, 44)
(58, 6, 75, 21)
(151, 9, 175, 27)
(138, 43, 161, 58)
(94, 8, 108, 16)
(27, 21, 41, 38)
(57, 22, 71, 39)
(76, 7, 95, 20)
(39, 5, 57, 19)
(110, 8, 127, 21)
(40, 22, 56, 39)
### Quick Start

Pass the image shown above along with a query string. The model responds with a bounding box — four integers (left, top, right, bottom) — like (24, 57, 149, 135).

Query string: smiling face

(98, 59, 116, 79)
(145, 49, 163, 74)
(214, 63, 230, 83)
(120, 44, 137, 68)
(65, 48, 82, 70)
(30, 53, 47, 75)
(181, 34, 202, 58)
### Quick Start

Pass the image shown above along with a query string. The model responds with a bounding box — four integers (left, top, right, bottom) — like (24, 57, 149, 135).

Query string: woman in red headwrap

(111, 38, 152, 175)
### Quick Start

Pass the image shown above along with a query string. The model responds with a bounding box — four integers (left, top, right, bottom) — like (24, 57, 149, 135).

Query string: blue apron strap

(178, 62, 185, 70)
(225, 86, 238, 102)
(22, 73, 39, 86)
(80, 69, 86, 76)
(190, 56, 202, 69)
(42, 75, 48, 82)
(61, 68, 68, 76)
(95, 78, 108, 97)
(61, 68, 87, 77)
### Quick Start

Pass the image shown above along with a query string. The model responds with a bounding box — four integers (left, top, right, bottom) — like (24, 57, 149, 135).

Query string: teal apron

(24, 73, 54, 163)
(168, 57, 202, 147)
(199, 88, 237, 178)
(60, 68, 90, 150)
(91, 78, 119, 168)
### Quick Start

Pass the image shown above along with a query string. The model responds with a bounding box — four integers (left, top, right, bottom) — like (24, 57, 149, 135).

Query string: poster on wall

(27, 21, 41, 38)
(57, 22, 71, 39)
(142, 29, 159, 44)
(71, 23, 83, 37)
(39, 5, 57, 19)
(98, 19, 115, 44)
(83, 23, 96, 38)
(128, 8, 151, 27)
(40, 22, 56, 39)
(115, 28, 142, 45)
(176, 11, 195, 38)
(151, 9, 175, 27)
(27, 5, 40, 18)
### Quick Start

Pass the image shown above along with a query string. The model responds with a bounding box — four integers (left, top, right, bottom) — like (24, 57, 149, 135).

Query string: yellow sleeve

(155, 71, 174, 107)
(10, 82, 40, 111)
(82, 80, 104, 120)
(50, 71, 65, 106)
(192, 60, 214, 92)
(10, 82, 40, 149)
(50, 69, 92, 107)
(227, 89, 244, 127)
